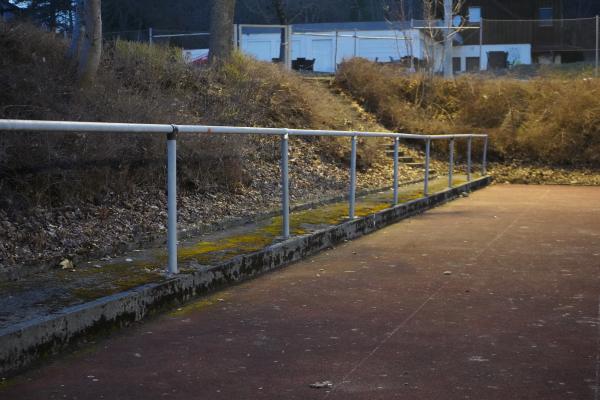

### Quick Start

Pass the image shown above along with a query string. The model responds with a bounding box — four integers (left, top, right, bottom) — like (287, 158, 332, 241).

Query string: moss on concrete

(169, 292, 231, 317)
(1, 177, 471, 319)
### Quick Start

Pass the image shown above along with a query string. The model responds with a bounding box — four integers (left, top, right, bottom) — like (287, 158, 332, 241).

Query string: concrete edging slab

(0, 176, 491, 377)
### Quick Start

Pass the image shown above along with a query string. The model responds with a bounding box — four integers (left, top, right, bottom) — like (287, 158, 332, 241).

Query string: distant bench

(291, 58, 315, 71)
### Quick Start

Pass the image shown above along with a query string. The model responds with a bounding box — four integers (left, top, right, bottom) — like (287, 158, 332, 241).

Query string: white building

(184, 21, 533, 74)
(240, 21, 444, 73)
(452, 44, 531, 72)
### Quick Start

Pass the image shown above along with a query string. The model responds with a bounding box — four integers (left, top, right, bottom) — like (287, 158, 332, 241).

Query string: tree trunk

(78, 0, 102, 85)
(443, 0, 453, 78)
(68, 0, 84, 59)
(272, 0, 287, 62)
(209, 0, 236, 63)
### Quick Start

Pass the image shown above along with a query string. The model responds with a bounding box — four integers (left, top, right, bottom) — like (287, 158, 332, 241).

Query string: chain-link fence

(461, 17, 599, 66)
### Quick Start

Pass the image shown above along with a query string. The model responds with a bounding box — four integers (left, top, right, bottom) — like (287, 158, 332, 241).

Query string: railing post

(349, 135, 357, 219)
(424, 139, 431, 197)
(393, 137, 399, 205)
(281, 131, 290, 239)
(467, 136, 472, 182)
(149, 27, 153, 45)
(167, 127, 178, 274)
(448, 138, 454, 188)
(594, 15, 600, 78)
(482, 136, 488, 176)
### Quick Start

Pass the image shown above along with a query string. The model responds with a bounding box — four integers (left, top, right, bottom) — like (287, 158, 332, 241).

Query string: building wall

(453, 44, 532, 71)
(240, 29, 437, 73)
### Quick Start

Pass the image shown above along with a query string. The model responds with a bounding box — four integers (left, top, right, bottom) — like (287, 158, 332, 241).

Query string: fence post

(393, 137, 399, 205)
(285, 25, 292, 70)
(467, 136, 472, 182)
(281, 131, 290, 239)
(354, 29, 358, 58)
(595, 15, 600, 78)
(448, 138, 454, 188)
(149, 27, 153, 45)
(349, 135, 357, 219)
(482, 136, 488, 176)
(479, 20, 483, 71)
(167, 127, 178, 274)
(233, 24, 238, 49)
(334, 30, 339, 73)
(424, 139, 431, 196)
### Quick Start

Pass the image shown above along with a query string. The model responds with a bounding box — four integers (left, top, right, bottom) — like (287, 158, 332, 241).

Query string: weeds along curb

(0, 176, 490, 377)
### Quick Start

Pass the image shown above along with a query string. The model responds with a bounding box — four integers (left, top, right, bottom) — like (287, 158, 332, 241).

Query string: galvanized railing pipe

(349, 135, 358, 219)
(393, 137, 399, 205)
(424, 139, 431, 196)
(448, 138, 454, 188)
(482, 136, 488, 175)
(0, 120, 487, 140)
(166, 129, 178, 274)
(467, 136, 472, 182)
(281, 131, 290, 239)
(0, 119, 490, 275)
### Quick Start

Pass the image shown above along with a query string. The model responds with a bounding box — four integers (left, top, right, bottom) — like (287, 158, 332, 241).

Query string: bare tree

(209, 0, 237, 63)
(418, 0, 463, 78)
(383, 0, 416, 71)
(69, 0, 102, 85)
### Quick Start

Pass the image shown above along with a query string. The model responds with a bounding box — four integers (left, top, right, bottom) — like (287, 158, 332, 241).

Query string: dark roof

(240, 19, 443, 35)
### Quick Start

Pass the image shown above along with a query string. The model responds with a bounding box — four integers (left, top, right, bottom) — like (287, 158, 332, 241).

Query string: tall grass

(336, 58, 600, 166)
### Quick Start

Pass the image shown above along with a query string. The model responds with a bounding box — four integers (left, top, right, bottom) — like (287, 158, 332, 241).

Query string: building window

(468, 7, 481, 23)
(466, 57, 480, 72)
(453, 57, 462, 73)
(539, 7, 553, 27)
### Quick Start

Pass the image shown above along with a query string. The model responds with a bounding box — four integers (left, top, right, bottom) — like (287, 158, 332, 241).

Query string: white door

(311, 39, 334, 73)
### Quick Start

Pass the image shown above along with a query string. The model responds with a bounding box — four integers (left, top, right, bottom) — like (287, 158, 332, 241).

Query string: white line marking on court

(324, 187, 550, 399)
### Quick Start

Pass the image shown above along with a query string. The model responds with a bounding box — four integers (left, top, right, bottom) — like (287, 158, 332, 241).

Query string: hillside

(0, 22, 430, 276)
(336, 58, 600, 167)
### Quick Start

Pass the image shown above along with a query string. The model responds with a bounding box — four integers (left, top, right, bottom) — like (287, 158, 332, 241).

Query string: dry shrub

(0, 22, 387, 210)
(336, 58, 600, 166)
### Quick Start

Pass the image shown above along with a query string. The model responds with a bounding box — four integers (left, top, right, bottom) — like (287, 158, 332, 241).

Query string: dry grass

(336, 58, 600, 166)
(0, 23, 387, 210)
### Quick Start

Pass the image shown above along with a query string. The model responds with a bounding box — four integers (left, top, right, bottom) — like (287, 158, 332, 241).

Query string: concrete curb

(0, 177, 490, 377)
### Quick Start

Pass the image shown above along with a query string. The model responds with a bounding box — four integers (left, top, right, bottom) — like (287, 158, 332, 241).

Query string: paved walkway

(2, 185, 599, 400)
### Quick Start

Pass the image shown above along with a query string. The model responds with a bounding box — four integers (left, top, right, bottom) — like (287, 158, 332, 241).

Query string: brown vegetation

(0, 23, 385, 211)
(336, 58, 600, 166)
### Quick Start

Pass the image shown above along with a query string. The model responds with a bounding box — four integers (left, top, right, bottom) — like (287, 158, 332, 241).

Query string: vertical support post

(285, 25, 292, 70)
(467, 136, 472, 182)
(233, 24, 238, 49)
(448, 138, 454, 188)
(149, 27, 153, 45)
(424, 139, 431, 197)
(479, 20, 483, 71)
(393, 137, 399, 205)
(354, 29, 358, 58)
(443, 0, 453, 78)
(482, 136, 488, 176)
(595, 15, 600, 78)
(349, 135, 357, 219)
(166, 128, 178, 274)
(334, 30, 339, 73)
(281, 131, 290, 239)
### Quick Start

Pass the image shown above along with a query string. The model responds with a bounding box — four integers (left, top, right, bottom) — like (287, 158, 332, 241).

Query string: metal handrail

(0, 119, 489, 274)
